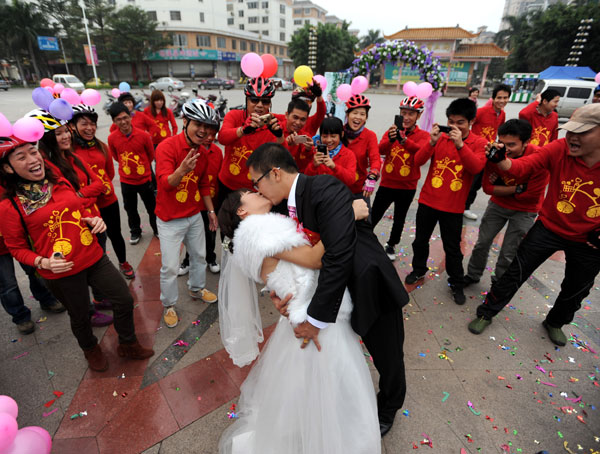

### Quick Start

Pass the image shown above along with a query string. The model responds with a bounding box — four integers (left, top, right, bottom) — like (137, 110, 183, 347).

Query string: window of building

(259, 43, 264, 52)
(239, 24, 245, 30)
(248, 1, 258, 8)
(262, 1, 269, 8)
(227, 17, 234, 25)
(280, 18, 285, 27)
(173, 33, 187, 47)
(279, 46, 284, 55)
(262, 16, 268, 23)
(280, 4, 285, 13)
(217, 37, 226, 48)
(238, 10, 244, 17)
(280, 32, 285, 41)
(146, 10, 157, 21)
(170, 10, 181, 21)
(232, 39, 237, 49)
(249, 16, 258, 23)
(262, 30, 269, 36)
(293, 8, 301, 14)
(196, 35, 211, 47)
(250, 42, 256, 52)
(240, 40, 247, 50)
(199, 12, 204, 22)
(293, 19, 301, 25)
(304, 8, 311, 13)
(304, 19, 310, 24)
(267, 45, 271, 53)
(226, 3, 233, 11)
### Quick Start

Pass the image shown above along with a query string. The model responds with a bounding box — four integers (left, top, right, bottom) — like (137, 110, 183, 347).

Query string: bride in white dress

(217, 190, 380, 454)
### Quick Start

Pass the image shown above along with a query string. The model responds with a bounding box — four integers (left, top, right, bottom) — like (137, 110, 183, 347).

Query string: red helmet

(345, 94, 371, 112)
(400, 96, 425, 112)
(0, 136, 29, 159)
(244, 77, 276, 98)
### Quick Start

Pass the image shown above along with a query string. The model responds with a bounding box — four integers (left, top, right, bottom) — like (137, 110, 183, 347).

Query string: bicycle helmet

(26, 109, 67, 133)
(345, 94, 371, 112)
(71, 104, 98, 123)
(0, 136, 29, 159)
(244, 77, 276, 98)
(181, 99, 220, 128)
(291, 87, 315, 102)
(400, 96, 425, 112)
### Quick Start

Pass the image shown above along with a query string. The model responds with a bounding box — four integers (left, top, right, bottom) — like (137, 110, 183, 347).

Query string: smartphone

(296, 135, 311, 145)
(316, 144, 327, 154)
(394, 114, 404, 131)
(438, 125, 452, 134)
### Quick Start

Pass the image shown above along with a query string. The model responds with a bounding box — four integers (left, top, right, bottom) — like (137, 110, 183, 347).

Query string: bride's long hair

(218, 189, 249, 252)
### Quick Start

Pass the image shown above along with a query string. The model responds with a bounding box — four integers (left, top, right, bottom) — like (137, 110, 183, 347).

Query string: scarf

(16, 179, 53, 215)
(311, 134, 343, 158)
(343, 123, 365, 140)
(72, 128, 97, 149)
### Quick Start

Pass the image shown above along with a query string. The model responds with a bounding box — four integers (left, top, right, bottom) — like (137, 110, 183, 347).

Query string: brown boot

(83, 344, 108, 371)
(117, 341, 154, 360)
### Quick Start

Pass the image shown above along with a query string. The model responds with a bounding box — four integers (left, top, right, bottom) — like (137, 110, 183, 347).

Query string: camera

(487, 145, 506, 163)
(438, 125, 452, 134)
(316, 144, 327, 154)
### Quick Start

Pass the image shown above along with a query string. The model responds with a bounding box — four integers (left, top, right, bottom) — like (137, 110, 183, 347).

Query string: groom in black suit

(247, 143, 409, 436)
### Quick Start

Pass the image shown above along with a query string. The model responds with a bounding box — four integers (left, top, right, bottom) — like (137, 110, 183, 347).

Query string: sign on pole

(37, 36, 60, 51)
(83, 44, 98, 66)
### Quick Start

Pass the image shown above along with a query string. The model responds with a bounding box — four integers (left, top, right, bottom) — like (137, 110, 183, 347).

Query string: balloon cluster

(402, 81, 433, 99)
(595, 72, 600, 84)
(35, 79, 101, 123)
(0, 112, 44, 142)
(291, 66, 327, 92)
(240, 53, 279, 79)
(111, 81, 132, 99)
(335, 76, 369, 102)
(0, 395, 52, 454)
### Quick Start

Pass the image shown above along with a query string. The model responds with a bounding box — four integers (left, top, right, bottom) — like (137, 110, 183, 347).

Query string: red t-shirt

(305, 98, 326, 137)
(155, 133, 211, 222)
(108, 127, 155, 185)
(1, 179, 104, 279)
(472, 104, 505, 142)
(379, 126, 430, 190)
(502, 138, 600, 242)
(198, 142, 223, 210)
(0, 187, 9, 255)
(346, 128, 382, 194)
(304, 145, 357, 189)
(109, 110, 160, 137)
(279, 121, 314, 173)
(144, 107, 178, 145)
(415, 133, 488, 213)
(73, 143, 118, 208)
(518, 101, 559, 146)
(482, 144, 549, 213)
(218, 109, 282, 191)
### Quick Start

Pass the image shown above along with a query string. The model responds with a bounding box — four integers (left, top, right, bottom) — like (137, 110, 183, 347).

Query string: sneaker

(542, 320, 567, 346)
(129, 233, 141, 245)
(384, 243, 396, 261)
(405, 271, 425, 285)
(468, 316, 492, 335)
(93, 298, 113, 310)
(463, 210, 478, 220)
(16, 320, 35, 335)
(208, 262, 221, 273)
(189, 288, 218, 304)
(451, 286, 466, 305)
(464, 275, 480, 287)
(163, 307, 178, 328)
(119, 261, 136, 279)
(41, 301, 67, 313)
(91, 311, 113, 327)
(178, 264, 190, 276)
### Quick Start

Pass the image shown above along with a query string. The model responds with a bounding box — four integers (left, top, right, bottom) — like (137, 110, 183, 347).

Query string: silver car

(272, 77, 293, 91)
(149, 77, 185, 92)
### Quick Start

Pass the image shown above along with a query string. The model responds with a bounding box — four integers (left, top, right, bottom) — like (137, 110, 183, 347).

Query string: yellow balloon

(294, 65, 314, 88)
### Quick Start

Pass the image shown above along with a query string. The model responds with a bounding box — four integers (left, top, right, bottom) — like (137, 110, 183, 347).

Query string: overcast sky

(319, 0, 507, 36)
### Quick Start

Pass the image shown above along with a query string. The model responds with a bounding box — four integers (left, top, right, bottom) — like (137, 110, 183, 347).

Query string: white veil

(218, 240, 263, 368)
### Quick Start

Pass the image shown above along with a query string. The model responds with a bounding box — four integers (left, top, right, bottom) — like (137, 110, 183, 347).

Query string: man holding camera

(280, 98, 313, 173)
(468, 103, 600, 346)
(464, 119, 549, 287)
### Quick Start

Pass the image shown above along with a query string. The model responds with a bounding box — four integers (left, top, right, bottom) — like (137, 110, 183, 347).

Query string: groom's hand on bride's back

(270, 291, 292, 317)
(352, 199, 369, 221)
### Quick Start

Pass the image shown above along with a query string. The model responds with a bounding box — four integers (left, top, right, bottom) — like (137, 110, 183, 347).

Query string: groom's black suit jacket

(293, 173, 409, 336)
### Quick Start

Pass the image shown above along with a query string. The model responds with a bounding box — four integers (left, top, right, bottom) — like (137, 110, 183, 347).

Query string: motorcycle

(169, 91, 190, 118)
(191, 89, 230, 120)
(103, 90, 116, 115)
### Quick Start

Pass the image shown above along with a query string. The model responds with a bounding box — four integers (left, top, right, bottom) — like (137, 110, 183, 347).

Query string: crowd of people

(0, 75, 599, 449)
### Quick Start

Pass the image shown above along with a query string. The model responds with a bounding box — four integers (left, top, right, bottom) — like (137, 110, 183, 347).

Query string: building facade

(291, 0, 327, 33)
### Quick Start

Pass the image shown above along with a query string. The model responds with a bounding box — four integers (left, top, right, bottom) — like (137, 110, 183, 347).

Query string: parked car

(533, 78, 598, 118)
(149, 77, 185, 92)
(197, 78, 235, 90)
(0, 79, 10, 91)
(271, 77, 293, 91)
(52, 74, 85, 93)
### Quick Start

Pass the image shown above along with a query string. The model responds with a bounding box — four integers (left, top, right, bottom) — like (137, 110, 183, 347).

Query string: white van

(52, 74, 85, 93)
(533, 79, 597, 118)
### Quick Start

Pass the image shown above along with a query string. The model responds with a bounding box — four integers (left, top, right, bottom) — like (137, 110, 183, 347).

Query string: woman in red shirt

(144, 90, 178, 146)
(0, 136, 153, 371)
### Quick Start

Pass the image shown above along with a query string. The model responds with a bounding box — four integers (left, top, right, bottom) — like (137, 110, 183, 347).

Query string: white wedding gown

(218, 213, 380, 454)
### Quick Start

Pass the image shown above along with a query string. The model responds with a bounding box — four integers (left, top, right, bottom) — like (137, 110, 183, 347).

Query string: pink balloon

(403, 81, 418, 97)
(111, 88, 121, 98)
(81, 89, 101, 106)
(60, 88, 80, 105)
(0, 113, 13, 137)
(415, 82, 433, 99)
(40, 78, 54, 88)
(336, 84, 353, 102)
(0, 413, 18, 452)
(43, 86, 54, 94)
(20, 427, 52, 454)
(13, 117, 45, 142)
(313, 75, 327, 92)
(351, 76, 368, 95)
(0, 396, 18, 419)
(53, 83, 65, 95)
(2, 428, 46, 454)
(240, 52, 264, 78)
(595, 72, 600, 84)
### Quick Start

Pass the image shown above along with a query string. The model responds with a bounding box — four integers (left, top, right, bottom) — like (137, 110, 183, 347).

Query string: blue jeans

(0, 253, 57, 324)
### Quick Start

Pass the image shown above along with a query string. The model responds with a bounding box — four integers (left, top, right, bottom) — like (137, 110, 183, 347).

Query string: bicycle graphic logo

(557, 178, 600, 218)
(44, 208, 93, 256)
(430, 157, 463, 192)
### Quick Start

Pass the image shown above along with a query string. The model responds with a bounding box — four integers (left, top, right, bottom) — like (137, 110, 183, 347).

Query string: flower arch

(348, 40, 445, 91)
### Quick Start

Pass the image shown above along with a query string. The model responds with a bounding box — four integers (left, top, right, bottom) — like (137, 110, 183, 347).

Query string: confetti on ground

(173, 340, 189, 347)
(467, 401, 481, 416)
(227, 403, 238, 419)
(48, 371, 55, 379)
(70, 411, 87, 419)
(420, 432, 433, 448)
(43, 399, 55, 408)
(442, 391, 450, 402)
(43, 408, 58, 418)
(13, 352, 28, 360)
(36, 316, 47, 323)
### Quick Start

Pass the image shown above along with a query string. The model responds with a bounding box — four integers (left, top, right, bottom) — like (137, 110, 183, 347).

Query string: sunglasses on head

(248, 97, 272, 105)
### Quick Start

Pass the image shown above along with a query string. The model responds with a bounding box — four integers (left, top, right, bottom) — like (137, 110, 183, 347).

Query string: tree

(359, 29, 384, 50)
(289, 22, 359, 74)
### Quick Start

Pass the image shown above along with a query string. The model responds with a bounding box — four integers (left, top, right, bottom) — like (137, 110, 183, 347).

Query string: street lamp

(565, 18, 593, 66)
(79, 0, 99, 86)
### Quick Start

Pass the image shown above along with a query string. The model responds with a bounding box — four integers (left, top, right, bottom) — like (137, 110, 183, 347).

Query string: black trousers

(201, 210, 217, 264)
(411, 203, 465, 287)
(465, 171, 483, 210)
(477, 221, 600, 327)
(121, 181, 158, 236)
(44, 255, 136, 350)
(99, 201, 127, 264)
(361, 307, 406, 424)
(371, 186, 416, 246)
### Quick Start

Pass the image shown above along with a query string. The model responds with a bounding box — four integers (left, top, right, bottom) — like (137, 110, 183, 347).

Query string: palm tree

(10, 0, 49, 81)
(359, 29, 384, 50)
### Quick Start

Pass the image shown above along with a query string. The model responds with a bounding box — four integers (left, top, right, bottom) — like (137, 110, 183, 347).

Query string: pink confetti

(173, 340, 189, 347)
(43, 408, 58, 417)
(13, 352, 29, 360)
(535, 365, 546, 374)
(539, 381, 557, 387)
(565, 396, 582, 403)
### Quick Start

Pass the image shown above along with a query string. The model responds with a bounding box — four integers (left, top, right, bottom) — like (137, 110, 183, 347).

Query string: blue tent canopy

(538, 66, 596, 80)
